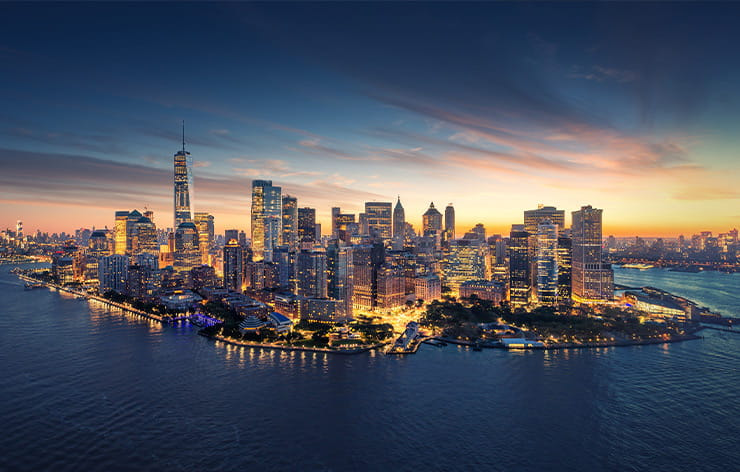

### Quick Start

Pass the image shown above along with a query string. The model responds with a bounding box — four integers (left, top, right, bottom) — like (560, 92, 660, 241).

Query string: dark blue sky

(1, 2, 739, 235)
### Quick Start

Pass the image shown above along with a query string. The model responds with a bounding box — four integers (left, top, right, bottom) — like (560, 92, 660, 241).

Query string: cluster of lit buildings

(7, 132, 625, 324)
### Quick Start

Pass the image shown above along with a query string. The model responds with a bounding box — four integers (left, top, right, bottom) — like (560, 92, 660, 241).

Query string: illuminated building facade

(365, 202, 392, 240)
(376, 266, 405, 310)
(571, 205, 613, 303)
(251, 180, 282, 261)
(414, 275, 441, 302)
(281, 196, 298, 249)
(173, 129, 193, 228)
(508, 225, 530, 307)
(536, 220, 558, 305)
(223, 239, 243, 292)
(114, 210, 129, 255)
(557, 235, 572, 302)
(132, 214, 158, 257)
(445, 203, 455, 240)
(423, 202, 443, 236)
(194, 212, 214, 264)
(524, 205, 565, 302)
(460, 280, 505, 304)
(297, 207, 316, 243)
(174, 222, 200, 274)
(443, 238, 488, 294)
(295, 250, 328, 299)
(327, 242, 354, 318)
(393, 195, 406, 249)
(99, 254, 129, 294)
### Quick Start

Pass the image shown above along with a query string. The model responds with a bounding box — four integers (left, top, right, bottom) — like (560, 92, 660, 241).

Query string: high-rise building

(224, 229, 239, 245)
(524, 205, 565, 233)
(524, 205, 565, 302)
(376, 265, 405, 310)
(174, 123, 193, 228)
(114, 211, 129, 255)
(557, 234, 572, 302)
(295, 250, 327, 299)
(84, 229, 111, 284)
(331, 207, 356, 242)
(352, 243, 384, 310)
(251, 180, 282, 262)
(132, 213, 158, 257)
(194, 212, 214, 264)
(571, 205, 613, 303)
(423, 202, 443, 236)
(297, 207, 316, 243)
(223, 239, 243, 292)
(392, 196, 405, 238)
(445, 203, 455, 240)
(508, 225, 530, 307)
(365, 202, 392, 240)
(331, 207, 340, 238)
(443, 238, 488, 294)
(327, 241, 354, 319)
(282, 196, 298, 249)
(536, 221, 558, 305)
(174, 222, 200, 274)
(98, 254, 129, 294)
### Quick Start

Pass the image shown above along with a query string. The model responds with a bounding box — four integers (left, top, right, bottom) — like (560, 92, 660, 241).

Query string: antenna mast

(182, 120, 185, 153)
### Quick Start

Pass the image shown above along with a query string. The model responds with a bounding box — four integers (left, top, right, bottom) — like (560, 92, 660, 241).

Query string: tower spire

(182, 120, 185, 153)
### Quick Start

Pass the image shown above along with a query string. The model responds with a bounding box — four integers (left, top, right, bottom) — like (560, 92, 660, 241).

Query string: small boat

(24, 282, 43, 290)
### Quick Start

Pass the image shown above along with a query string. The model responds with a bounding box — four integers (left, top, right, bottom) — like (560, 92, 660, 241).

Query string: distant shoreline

(9, 267, 722, 356)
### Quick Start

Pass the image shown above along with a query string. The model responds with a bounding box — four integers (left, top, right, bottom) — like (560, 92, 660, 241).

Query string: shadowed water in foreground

(0, 265, 738, 471)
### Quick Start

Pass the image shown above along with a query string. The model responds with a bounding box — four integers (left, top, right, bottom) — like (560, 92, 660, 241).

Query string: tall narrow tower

(174, 121, 193, 228)
(392, 196, 405, 238)
(445, 203, 455, 240)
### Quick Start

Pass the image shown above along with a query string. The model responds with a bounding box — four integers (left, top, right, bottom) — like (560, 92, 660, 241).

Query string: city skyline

(2, 3, 740, 237)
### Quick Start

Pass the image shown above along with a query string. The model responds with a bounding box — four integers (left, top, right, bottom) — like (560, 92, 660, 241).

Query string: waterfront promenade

(12, 271, 714, 356)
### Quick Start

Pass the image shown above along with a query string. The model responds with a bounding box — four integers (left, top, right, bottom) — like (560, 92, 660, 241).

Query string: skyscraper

(571, 205, 614, 303)
(524, 205, 565, 302)
(98, 254, 129, 294)
(174, 123, 193, 228)
(251, 180, 282, 262)
(282, 196, 298, 249)
(423, 202, 443, 236)
(365, 202, 393, 240)
(297, 207, 316, 243)
(331, 207, 340, 238)
(174, 222, 200, 274)
(445, 203, 455, 240)
(194, 212, 214, 264)
(223, 238, 243, 292)
(295, 250, 328, 299)
(392, 196, 405, 238)
(327, 241, 354, 319)
(132, 213, 158, 257)
(524, 205, 565, 233)
(443, 238, 488, 294)
(114, 211, 129, 255)
(557, 234, 572, 302)
(536, 220, 558, 305)
(508, 225, 530, 307)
